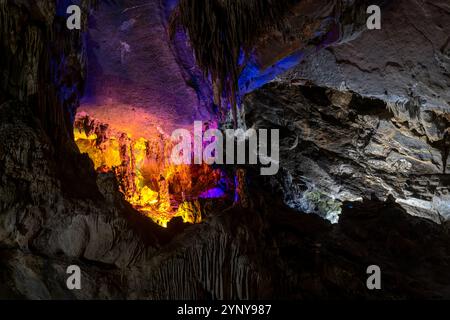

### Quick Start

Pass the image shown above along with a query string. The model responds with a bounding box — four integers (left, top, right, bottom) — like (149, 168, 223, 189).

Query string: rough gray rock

(282, 0, 450, 146)
(1, 0, 450, 301)
(245, 83, 449, 223)
(239, 0, 450, 223)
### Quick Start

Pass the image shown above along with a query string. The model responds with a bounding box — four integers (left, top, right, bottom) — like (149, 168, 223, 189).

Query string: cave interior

(0, 0, 449, 300)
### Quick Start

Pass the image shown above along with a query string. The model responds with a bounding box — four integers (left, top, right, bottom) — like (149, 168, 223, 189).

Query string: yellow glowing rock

(73, 124, 215, 228)
(133, 137, 148, 167)
(74, 130, 97, 141)
(176, 201, 202, 224)
(139, 186, 159, 205)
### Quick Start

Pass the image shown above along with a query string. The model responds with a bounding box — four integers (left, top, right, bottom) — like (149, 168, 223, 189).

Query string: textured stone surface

(2, 97, 450, 299)
(282, 0, 450, 145)
(241, 0, 450, 224)
(80, 0, 216, 138)
(245, 83, 449, 223)
(1, 0, 450, 300)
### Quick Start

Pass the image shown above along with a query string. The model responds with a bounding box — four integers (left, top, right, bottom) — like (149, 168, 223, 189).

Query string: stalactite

(169, 0, 298, 128)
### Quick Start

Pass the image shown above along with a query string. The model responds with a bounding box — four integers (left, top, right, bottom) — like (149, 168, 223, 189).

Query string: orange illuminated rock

(74, 113, 222, 227)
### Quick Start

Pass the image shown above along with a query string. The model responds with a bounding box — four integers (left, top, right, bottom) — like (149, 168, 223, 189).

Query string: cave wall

(245, 83, 450, 223)
(239, 0, 449, 223)
(0, 0, 449, 300)
(282, 0, 450, 153)
(0, 0, 161, 298)
(80, 0, 216, 137)
(0, 0, 89, 149)
(239, 0, 389, 95)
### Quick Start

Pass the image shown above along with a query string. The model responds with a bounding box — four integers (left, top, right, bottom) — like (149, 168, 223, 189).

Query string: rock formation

(0, 0, 449, 300)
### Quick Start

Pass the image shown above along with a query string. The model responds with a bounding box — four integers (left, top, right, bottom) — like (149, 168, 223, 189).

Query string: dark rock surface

(240, 0, 450, 223)
(245, 82, 449, 223)
(0, 0, 449, 300)
(282, 0, 450, 147)
(80, 0, 215, 137)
